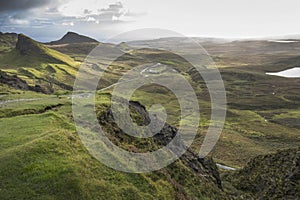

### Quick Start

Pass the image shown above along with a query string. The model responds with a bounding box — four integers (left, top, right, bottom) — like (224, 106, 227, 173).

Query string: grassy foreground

(0, 90, 226, 199)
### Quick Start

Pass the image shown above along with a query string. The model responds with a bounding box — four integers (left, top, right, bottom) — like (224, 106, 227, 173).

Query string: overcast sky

(0, 0, 299, 42)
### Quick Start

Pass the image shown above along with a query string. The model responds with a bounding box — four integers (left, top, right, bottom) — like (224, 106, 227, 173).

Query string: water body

(216, 163, 236, 171)
(268, 40, 299, 43)
(266, 67, 300, 78)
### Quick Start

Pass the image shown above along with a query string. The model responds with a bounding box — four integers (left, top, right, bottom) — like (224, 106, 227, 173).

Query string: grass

(0, 33, 17, 54)
(0, 94, 226, 199)
(1, 35, 300, 198)
(222, 147, 300, 199)
(90, 47, 300, 169)
(0, 34, 80, 92)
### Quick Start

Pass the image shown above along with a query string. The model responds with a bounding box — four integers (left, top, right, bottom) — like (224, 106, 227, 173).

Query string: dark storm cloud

(0, 0, 68, 27)
(0, 1, 146, 42)
(0, 0, 55, 12)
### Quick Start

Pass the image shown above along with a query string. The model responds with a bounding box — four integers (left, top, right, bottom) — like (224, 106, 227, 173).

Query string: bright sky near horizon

(0, 0, 300, 42)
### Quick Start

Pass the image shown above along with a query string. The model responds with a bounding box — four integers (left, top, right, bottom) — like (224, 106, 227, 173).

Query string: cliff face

(224, 147, 300, 199)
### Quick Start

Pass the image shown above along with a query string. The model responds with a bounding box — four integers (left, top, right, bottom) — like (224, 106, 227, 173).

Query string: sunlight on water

(266, 67, 300, 78)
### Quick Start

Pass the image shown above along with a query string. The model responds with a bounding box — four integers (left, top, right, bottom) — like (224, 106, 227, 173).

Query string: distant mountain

(45, 31, 109, 59)
(46, 32, 98, 45)
(45, 32, 126, 61)
(126, 37, 231, 49)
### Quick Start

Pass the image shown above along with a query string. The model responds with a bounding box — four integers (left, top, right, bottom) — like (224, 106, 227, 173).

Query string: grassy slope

(0, 33, 17, 54)
(0, 91, 225, 200)
(1, 39, 297, 167)
(0, 35, 79, 91)
(222, 147, 300, 199)
(0, 38, 299, 198)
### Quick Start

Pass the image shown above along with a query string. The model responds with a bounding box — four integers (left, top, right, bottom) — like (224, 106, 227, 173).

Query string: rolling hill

(0, 92, 227, 199)
(0, 34, 79, 93)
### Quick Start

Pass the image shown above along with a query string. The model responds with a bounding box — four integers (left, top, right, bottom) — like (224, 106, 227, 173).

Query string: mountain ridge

(0, 34, 77, 68)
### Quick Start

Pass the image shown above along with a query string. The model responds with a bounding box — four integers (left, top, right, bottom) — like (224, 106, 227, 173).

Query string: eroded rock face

(0, 70, 45, 93)
(98, 100, 222, 189)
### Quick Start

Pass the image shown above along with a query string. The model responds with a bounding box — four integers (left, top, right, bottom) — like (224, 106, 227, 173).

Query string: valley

(0, 31, 299, 199)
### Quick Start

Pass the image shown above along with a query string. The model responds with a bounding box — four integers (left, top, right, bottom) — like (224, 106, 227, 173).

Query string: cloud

(0, 0, 63, 12)
(86, 17, 96, 22)
(61, 21, 74, 26)
(96, 2, 127, 21)
(80, 2, 145, 23)
(99, 2, 124, 13)
(54, 2, 129, 28)
(0, 0, 146, 41)
(8, 17, 29, 25)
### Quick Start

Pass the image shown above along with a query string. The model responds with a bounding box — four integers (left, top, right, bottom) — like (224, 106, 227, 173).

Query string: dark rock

(0, 70, 47, 93)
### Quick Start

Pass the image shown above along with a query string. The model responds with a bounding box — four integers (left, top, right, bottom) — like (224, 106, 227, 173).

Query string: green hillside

(0, 32, 299, 199)
(0, 34, 80, 92)
(223, 147, 300, 198)
(44, 32, 101, 61)
(0, 91, 226, 200)
(0, 34, 77, 68)
(0, 32, 17, 54)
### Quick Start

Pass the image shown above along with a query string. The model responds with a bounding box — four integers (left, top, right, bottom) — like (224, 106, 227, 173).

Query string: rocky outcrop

(0, 70, 45, 93)
(98, 99, 223, 189)
(224, 147, 300, 199)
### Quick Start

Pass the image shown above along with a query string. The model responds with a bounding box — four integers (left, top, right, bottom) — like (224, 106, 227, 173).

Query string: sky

(0, 0, 300, 42)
